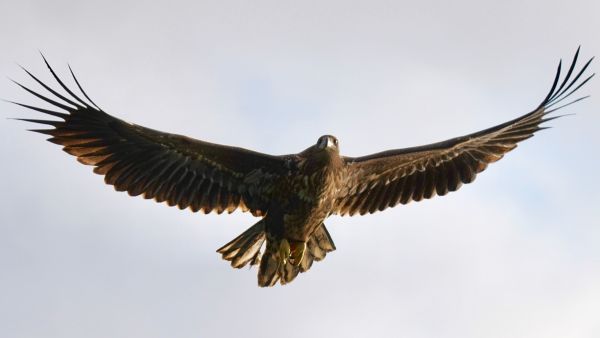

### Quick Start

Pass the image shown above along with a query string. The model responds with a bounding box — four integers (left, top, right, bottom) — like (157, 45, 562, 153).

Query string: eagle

(10, 48, 593, 287)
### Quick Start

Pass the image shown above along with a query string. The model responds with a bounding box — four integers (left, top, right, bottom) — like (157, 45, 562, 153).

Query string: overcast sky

(1, 1, 599, 337)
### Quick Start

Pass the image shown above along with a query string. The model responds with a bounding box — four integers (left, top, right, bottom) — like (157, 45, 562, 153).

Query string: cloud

(0, 1, 598, 337)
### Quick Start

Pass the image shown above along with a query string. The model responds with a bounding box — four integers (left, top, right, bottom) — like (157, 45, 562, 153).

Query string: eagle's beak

(326, 137, 334, 149)
(317, 136, 334, 150)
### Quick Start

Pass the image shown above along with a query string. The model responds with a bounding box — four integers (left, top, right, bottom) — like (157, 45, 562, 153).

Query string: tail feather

(258, 223, 337, 286)
(258, 241, 281, 287)
(218, 221, 337, 286)
(217, 220, 265, 269)
(300, 224, 336, 272)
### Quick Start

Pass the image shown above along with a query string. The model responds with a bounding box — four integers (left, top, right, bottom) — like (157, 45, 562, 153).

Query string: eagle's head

(316, 135, 339, 152)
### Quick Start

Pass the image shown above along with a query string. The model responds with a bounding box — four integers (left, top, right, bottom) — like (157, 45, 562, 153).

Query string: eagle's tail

(217, 221, 336, 287)
(257, 224, 337, 287)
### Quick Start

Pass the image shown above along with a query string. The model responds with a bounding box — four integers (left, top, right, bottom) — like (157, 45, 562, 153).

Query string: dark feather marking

(218, 186, 231, 214)
(39, 53, 91, 108)
(422, 166, 437, 199)
(63, 145, 105, 157)
(412, 170, 426, 202)
(68, 65, 101, 110)
(211, 186, 224, 214)
(347, 192, 362, 215)
(356, 181, 382, 215)
(445, 160, 460, 192)
(227, 194, 241, 213)
(151, 159, 185, 202)
(9, 101, 69, 119)
(94, 161, 118, 175)
(208, 171, 224, 212)
(380, 179, 400, 210)
(366, 183, 385, 214)
(114, 163, 146, 191)
(388, 174, 407, 207)
(190, 178, 208, 212)
(366, 182, 388, 214)
(158, 165, 188, 205)
(400, 173, 417, 204)
(123, 152, 170, 189)
(11, 79, 75, 112)
(192, 178, 213, 212)
(27, 128, 57, 136)
(105, 152, 148, 185)
(354, 186, 374, 215)
(546, 95, 590, 114)
(109, 162, 139, 190)
(231, 234, 265, 268)
(548, 56, 594, 105)
(300, 250, 314, 272)
(19, 65, 83, 109)
(114, 151, 163, 190)
(65, 139, 114, 149)
(175, 171, 198, 209)
(540, 59, 562, 106)
(13, 118, 63, 128)
(138, 158, 177, 198)
(435, 162, 449, 196)
(202, 181, 220, 214)
(548, 73, 594, 107)
(549, 47, 579, 104)
(379, 179, 399, 211)
(456, 154, 476, 183)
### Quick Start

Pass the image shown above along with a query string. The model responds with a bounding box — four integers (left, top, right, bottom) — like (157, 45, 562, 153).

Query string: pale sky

(1, 1, 599, 337)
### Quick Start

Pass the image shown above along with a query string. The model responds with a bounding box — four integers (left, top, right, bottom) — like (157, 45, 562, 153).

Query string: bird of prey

(10, 48, 593, 287)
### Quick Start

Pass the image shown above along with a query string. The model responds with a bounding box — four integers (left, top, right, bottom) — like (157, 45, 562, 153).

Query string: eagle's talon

(279, 239, 291, 266)
(289, 241, 306, 266)
(278, 239, 306, 266)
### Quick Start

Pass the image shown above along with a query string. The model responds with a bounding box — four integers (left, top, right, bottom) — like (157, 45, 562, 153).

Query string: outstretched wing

(335, 48, 594, 216)
(11, 56, 287, 216)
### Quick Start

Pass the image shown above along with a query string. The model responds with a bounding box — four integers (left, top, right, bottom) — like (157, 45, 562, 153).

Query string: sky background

(0, 1, 599, 337)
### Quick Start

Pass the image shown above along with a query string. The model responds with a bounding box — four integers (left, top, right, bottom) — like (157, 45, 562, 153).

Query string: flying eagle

(11, 49, 593, 287)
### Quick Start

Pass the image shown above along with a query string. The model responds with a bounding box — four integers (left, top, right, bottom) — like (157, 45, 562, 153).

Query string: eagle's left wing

(334, 48, 594, 216)
(10, 56, 288, 216)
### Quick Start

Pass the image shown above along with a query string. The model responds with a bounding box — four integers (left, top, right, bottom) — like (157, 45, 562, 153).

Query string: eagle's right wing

(11, 56, 287, 216)
(335, 48, 594, 216)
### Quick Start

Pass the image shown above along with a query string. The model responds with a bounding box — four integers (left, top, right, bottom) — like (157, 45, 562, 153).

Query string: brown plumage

(11, 48, 593, 286)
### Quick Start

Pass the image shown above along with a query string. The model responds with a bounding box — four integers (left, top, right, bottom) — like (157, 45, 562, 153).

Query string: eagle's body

(219, 137, 345, 285)
(11, 49, 594, 286)
(279, 141, 344, 241)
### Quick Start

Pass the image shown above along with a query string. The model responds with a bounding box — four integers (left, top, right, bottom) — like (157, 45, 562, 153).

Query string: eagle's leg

(278, 239, 307, 267)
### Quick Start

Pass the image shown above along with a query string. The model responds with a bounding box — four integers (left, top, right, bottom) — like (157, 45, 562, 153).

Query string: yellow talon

(289, 241, 307, 266)
(278, 239, 306, 266)
(279, 239, 291, 266)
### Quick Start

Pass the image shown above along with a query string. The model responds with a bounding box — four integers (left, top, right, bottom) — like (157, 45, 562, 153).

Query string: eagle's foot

(278, 239, 307, 267)
(288, 241, 306, 266)
(279, 239, 291, 266)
